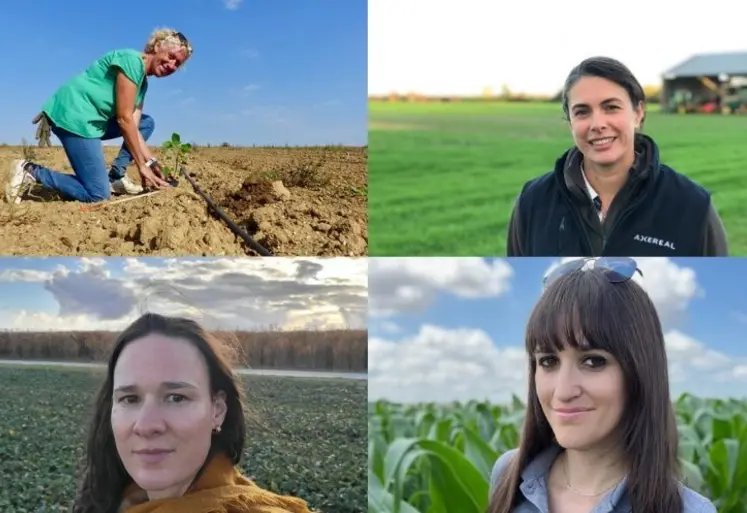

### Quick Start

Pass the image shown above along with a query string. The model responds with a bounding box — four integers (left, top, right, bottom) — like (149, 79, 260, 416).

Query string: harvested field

(0, 145, 368, 257)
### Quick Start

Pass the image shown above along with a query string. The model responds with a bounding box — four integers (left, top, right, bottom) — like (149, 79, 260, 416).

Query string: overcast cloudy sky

(368, 257, 747, 405)
(369, 0, 747, 96)
(0, 257, 367, 331)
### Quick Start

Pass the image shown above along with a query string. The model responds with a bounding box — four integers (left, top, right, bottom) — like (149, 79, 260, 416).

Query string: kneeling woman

(5, 28, 183, 204)
(72, 313, 312, 513)
(488, 258, 716, 513)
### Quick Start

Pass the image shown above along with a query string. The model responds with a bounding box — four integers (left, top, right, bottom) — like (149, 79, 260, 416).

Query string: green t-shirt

(42, 48, 148, 138)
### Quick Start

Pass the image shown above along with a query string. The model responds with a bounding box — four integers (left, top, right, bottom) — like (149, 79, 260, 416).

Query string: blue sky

(0, 0, 366, 146)
(368, 257, 747, 404)
(0, 257, 368, 332)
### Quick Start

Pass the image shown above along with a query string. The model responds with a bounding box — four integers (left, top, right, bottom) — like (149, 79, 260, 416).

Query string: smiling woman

(72, 312, 312, 513)
(487, 257, 717, 513)
(506, 56, 728, 257)
(4, 28, 192, 205)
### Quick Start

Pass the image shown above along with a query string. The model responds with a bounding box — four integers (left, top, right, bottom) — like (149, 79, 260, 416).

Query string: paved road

(0, 359, 367, 381)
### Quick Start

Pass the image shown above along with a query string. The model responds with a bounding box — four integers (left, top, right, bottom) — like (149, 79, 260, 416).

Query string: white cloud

(369, 325, 527, 404)
(634, 258, 700, 326)
(0, 258, 367, 331)
(224, 0, 242, 10)
(368, 257, 513, 317)
(734, 366, 747, 380)
(369, 326, 747, 404)
(543, 257, 700, 330)
(664, 330, 731, 373)
(0, 258, 105, 283)
(380, 321, 401, 335)
(0, 269, 52, 282)
(368, 257, 745, 403)
(44, 263, 136, 320)
(3, 311, 139, 332)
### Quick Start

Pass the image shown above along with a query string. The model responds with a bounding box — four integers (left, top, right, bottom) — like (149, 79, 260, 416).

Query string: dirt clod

(271, 181, 291, 200)
(0, 146, 367, 256)
(137, 218, 161, 247)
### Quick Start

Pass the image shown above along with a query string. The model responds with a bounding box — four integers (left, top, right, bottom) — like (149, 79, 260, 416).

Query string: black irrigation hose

(179, 166, 273, 256)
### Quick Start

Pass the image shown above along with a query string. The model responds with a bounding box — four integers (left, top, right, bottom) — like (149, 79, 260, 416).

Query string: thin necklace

(561, 453, 623, 497)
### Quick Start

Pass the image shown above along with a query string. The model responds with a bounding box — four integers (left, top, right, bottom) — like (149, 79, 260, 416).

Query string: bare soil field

(0, 144, 367, 256)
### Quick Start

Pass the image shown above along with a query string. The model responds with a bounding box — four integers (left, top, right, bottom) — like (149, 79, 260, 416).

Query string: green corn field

(368, 393, 747, 513)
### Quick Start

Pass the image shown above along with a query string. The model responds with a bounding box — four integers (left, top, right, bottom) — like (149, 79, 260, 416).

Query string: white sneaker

(110, 176, 144, 195)
(5, 159, 37, 204)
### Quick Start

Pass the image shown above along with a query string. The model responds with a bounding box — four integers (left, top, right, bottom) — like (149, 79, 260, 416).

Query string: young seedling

(160, 132, 192, 185)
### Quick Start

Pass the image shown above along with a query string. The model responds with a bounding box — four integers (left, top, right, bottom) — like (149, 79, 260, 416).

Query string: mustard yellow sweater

(118, 453, 314, 513)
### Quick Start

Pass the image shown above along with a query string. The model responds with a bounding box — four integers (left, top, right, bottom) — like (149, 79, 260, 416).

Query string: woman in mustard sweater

(5, 28, 189, 204)
(71, 313, 314, 513)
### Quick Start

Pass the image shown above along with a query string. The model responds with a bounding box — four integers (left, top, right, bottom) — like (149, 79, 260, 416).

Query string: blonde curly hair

(144, 27, 193, 58)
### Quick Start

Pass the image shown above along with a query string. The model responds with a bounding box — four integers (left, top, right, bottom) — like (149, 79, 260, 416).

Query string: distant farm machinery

(667, 76, 747, 114)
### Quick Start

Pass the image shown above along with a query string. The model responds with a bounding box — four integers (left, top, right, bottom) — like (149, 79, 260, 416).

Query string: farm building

(661, 51, 747, 114)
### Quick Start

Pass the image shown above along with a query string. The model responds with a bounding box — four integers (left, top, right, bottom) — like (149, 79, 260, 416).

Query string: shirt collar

(580, 163, 598, 200)
(580, 162, 604, 220)
(519, 444, 630, 513)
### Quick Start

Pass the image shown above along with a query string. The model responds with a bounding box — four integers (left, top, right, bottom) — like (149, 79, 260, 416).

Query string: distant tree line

(0, 329, 367, 372)
(369, 84, 662, 104)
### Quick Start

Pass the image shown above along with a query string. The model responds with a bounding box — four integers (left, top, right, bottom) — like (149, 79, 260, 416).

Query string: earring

(213, 425, 222, 434)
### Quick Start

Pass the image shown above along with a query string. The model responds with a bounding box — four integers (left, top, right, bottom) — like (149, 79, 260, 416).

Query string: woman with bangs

(487, 257, 716, 513)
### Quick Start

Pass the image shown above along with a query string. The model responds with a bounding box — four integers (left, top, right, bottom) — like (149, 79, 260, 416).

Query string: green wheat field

(368, 101, 747, 256)
(368, 395, 747, 513)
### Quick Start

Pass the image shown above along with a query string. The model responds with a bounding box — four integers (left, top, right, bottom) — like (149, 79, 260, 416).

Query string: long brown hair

(72, 313, 247, 513)
(488, 269, 682, 513)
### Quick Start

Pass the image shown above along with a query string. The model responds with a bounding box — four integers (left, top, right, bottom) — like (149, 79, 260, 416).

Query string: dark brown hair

(561, 56, 647, 129)
(72, 313, 247, 513)
(488, 269, 682, 513)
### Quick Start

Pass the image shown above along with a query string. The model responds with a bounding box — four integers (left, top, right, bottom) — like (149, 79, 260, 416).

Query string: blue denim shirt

(489, 445, 717, 513)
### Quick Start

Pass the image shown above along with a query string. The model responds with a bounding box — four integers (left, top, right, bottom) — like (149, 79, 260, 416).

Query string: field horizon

(367, 388, 747, 406)
(0, 143, 367, 150)
(368, 100, 747, 256)
(0, 328, 367, 373)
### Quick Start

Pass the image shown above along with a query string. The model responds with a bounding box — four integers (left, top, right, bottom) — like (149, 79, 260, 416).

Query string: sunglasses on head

(173, 31, 192, 55)
(543, 257, 642, 289)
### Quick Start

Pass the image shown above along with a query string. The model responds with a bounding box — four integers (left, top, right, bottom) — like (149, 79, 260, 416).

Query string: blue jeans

(31, 115, 155, 203)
